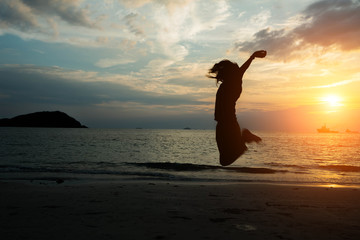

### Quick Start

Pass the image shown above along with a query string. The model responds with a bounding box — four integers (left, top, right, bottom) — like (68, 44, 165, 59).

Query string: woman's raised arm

(239, 50, 266, 72)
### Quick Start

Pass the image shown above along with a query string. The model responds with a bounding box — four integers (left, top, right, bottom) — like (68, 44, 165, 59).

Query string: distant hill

(0, 111, 87, 128)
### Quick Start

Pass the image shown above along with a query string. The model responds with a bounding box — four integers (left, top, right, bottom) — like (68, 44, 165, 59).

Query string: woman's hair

(207, 59, 238, 85)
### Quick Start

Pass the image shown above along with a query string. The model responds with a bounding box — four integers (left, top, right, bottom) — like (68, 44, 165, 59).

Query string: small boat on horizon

(345, 129, 359, 134)
(317, 124, 338, 133)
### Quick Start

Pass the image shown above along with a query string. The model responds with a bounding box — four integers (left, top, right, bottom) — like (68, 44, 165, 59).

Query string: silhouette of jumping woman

(208, 50, 266, 166)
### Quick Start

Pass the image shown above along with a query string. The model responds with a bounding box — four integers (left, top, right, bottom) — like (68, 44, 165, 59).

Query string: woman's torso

(214, 82, 242, 122)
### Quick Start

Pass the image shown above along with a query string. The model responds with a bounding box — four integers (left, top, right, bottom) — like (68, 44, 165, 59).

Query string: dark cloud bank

(0, 64, 213, 129)
(0, 64, 207, 106)
(236, 0, 360, 60)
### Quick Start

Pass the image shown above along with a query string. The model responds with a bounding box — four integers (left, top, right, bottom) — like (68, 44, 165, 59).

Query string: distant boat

(317, 124, 338, 133)
(345, 129, 359, 134)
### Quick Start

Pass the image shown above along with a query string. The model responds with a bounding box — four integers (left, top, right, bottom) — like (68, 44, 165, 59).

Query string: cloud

(297, 0, 360, 50)
(0, 64, 209, 108)
(235, 0, 360, 60)
(123, 12, 145, 37)
(146, 0, 230, 63)
(23, 0, 98, 28)
(311, 78, 360, 89)
(0, 0, 38, 31)
(95, 56, 137, 68)
(101, 0, 231, 78)
(0, 0, 99, 34)
(236, 28, 297, 59)
(1, 0, 231, 59)
(249, 10, 271, 27)
(118, 0, 152, 8)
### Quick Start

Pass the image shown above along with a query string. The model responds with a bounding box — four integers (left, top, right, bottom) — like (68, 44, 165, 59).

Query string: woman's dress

(215, 81, 247, 166)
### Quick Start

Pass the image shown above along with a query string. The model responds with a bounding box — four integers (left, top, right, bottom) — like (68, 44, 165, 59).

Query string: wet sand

(1, 180, 360, 240)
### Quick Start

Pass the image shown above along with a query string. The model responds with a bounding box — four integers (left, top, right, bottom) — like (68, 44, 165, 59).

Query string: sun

(320, 94, 343, 107)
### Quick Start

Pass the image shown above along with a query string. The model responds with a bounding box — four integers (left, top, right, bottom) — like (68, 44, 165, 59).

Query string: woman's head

(207, 59, 240, 85)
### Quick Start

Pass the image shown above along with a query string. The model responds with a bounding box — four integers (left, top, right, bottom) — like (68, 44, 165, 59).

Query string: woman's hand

(252, 50, 267, 58)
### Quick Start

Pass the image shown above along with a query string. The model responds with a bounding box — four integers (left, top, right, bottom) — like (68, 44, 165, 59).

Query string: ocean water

(1, 128, 360, 186)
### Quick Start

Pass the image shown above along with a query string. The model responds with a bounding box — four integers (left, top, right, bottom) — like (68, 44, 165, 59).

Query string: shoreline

(2, 175, 360, 189)
(1, 180, 360, 240)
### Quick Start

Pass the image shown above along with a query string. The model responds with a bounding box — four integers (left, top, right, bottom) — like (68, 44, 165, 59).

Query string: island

(0, 111, 87, 128)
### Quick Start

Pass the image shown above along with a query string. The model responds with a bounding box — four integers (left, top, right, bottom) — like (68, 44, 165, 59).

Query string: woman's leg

(242, 128, 262, 143)
(216, 122, 247, 166)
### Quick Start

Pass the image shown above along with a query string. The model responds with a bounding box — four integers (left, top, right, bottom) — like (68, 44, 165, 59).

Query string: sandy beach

(1, 180, 360, 240)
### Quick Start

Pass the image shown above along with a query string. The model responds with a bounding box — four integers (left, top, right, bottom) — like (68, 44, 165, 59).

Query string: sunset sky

(1, 0, 359, 132)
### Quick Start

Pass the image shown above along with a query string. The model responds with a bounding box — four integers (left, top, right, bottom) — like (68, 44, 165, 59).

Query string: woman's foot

(242, 128, 262, 143)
